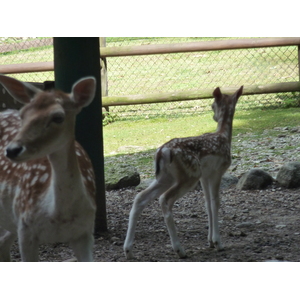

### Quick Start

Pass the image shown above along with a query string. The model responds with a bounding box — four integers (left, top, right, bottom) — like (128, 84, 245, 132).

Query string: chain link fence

(0, 37, 54, 82)
(0, 37, 299, 120)
(105, 37, 300, 120)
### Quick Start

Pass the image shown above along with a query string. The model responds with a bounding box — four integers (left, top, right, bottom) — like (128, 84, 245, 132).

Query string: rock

(228, 231, 247, 237)
(236, 169, 273, 190)
(136, 178, 154, 191)
(220, 173, 238, 189)
(195, 172, 238, 190)
(276, 162, 300, 188)
(236, 222, 254, 228)
(275, 224, 286, 229)
(105, 164, 140, 190)
(264, 260, 286, 262)
(63, 257, 77, 262)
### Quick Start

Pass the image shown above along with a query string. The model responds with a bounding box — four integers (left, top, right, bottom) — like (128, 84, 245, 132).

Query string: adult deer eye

(51, 113, 65, 124)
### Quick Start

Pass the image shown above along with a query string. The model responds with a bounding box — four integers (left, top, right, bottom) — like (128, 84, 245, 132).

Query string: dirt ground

(10, 181, 300, 262)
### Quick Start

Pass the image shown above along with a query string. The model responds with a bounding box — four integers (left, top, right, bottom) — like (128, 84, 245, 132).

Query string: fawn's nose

(6, 144, 25, 159)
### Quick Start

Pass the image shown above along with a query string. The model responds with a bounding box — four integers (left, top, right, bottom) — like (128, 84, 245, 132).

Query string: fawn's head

(212, 86, 243, 123)
(0, 75, 96, 162)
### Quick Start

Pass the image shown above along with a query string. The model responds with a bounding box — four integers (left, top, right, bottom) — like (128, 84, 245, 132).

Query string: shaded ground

(10, 182, 300, 262)
(9, 125, 300, 262)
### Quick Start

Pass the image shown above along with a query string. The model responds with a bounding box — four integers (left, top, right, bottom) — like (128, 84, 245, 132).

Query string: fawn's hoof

(209, 240, 224, 251)
(124, 248, 134, 260)
(214, 241, 224, 251)
(175, 246, 187, 258)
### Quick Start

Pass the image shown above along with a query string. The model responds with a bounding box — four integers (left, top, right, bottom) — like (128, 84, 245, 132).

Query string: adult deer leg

(0, 228, 16, 262)
(18, 228, 39, 262)
(70, 233, 94, 262)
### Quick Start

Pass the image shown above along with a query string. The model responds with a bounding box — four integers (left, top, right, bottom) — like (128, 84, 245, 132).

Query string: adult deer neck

(48, 139, 80, 183)
(48, 136, 83, 200)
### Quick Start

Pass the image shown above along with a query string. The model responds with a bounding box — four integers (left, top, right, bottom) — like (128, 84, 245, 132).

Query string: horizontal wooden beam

(102, 82, 300, 106)
(0, 61, 54, 74)
(1, 38, 299, 74)
(100, 37, 300, 58)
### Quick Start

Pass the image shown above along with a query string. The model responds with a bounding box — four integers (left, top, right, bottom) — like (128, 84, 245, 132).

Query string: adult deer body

(0, 75, 96, 262)
(124, 86, 243, 259)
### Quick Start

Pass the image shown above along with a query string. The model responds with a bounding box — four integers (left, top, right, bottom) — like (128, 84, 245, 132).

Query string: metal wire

(1, 37, 299, 121)
(105, 37, 299, 120)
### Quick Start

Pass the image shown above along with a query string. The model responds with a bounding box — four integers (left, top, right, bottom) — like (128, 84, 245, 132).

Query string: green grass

(104, 107, 300, 156)
(104, 107, 300, 180)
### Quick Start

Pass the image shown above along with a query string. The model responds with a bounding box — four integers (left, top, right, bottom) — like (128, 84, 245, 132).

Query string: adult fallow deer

(0, 74, 97, 262)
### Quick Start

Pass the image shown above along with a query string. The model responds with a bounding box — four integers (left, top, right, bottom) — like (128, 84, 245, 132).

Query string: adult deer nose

(6, 145, 25, 159)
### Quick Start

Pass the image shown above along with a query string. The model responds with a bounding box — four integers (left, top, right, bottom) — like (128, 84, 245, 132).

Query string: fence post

(53, 37, 107, 233)
(100, 37, 109, 112)
(298, 45, 300, 82)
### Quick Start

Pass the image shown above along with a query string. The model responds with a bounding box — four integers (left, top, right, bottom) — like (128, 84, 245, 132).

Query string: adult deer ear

(70, 77, 96, 109)
(213, 87, 222, 102)
(0, 74, 41, 104)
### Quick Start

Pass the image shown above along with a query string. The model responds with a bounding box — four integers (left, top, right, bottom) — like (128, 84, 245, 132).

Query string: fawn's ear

(234, 85, 243, 103)
(0, 74, 41, 104)
(70, 77, 96, 109)
(213, 87, 222, 102)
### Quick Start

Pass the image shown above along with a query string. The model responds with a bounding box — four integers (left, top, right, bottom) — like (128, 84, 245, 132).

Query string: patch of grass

(103, 112, 214, 156)
(104, 107, 300, 156)
(233, 107, 300, 136)
(104, 107, 300, 180)
(278, 92, 300, 108)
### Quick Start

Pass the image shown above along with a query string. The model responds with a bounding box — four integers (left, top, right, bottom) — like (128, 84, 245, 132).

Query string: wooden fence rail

(0, 61, 54, 74)
(100, 37, 300, 57)
(102, 82, 300, 106)
(0, 37, 300, 108)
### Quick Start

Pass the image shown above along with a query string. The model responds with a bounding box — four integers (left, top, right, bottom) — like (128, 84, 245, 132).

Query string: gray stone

(236, 169, 273, 190)
(220, 173, 239, 189)
(105, 164, 140, 190)
(136, 178, 154, 191)
(276, 162, 300, 188)
(236, 222, 254, 228)
(195, 172, 238, 190)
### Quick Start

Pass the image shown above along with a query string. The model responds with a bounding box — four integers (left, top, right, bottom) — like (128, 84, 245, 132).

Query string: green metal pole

(53, 37, 107, 233)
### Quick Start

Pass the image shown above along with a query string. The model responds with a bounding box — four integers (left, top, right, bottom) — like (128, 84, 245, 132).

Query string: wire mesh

(0, 37, 54, 82)
(105, 37, 300, 120)
(0, 37, 299, 121)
